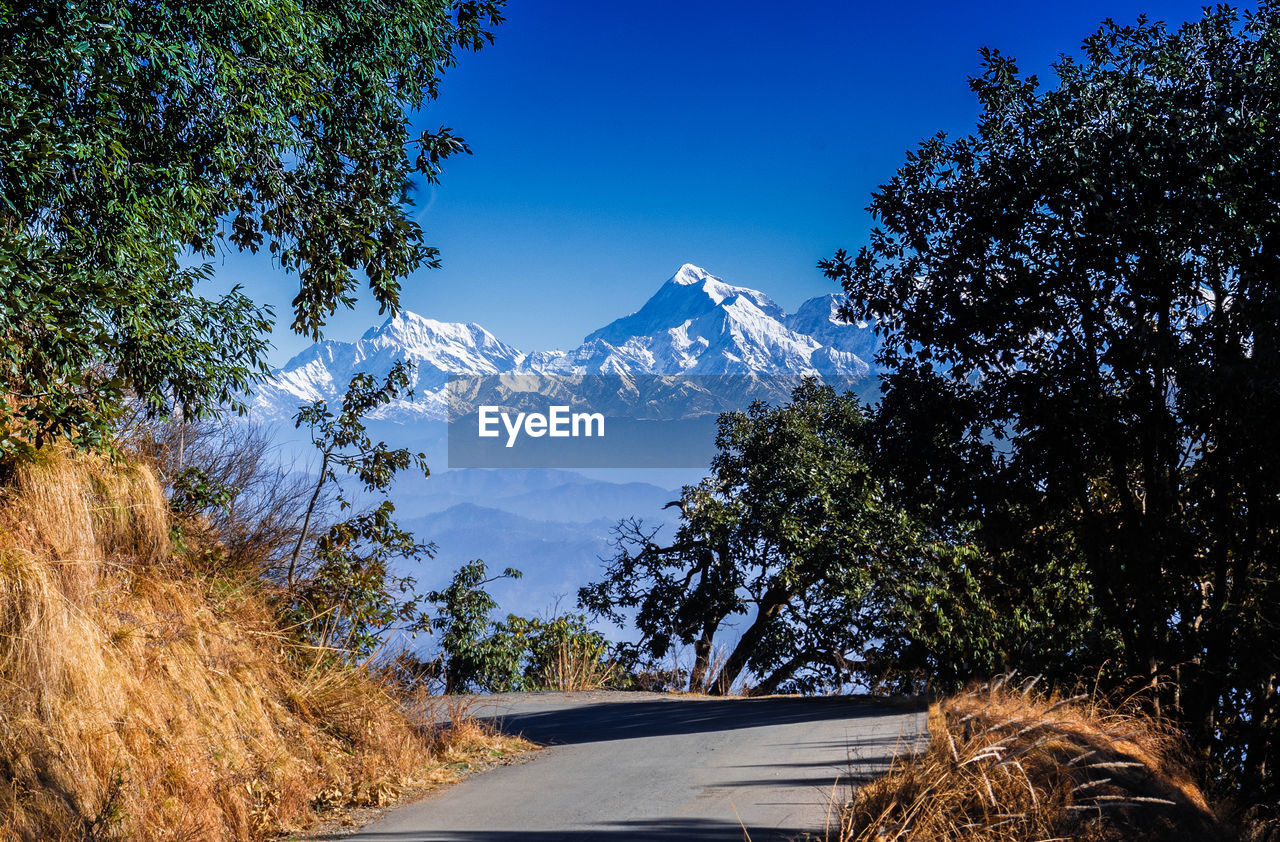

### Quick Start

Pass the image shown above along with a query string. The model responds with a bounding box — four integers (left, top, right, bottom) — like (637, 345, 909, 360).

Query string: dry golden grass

(0, 449, 529, 841)
(836, 676, 1225, 842)
(535, 638, 619, 692)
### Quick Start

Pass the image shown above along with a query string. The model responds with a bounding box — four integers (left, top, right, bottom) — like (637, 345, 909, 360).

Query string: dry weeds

(535, 637, 619, 692)
(0, 449, 529, 841)
(836, 676, 1225, 842)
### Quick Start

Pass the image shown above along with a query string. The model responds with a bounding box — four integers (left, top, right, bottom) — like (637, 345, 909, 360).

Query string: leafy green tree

(583, 380, 990, 695)
(290, 362, 433, 658)
(426, 559, 524, 693)
(0, 0, 503, 456)
(289, 361, 428, 586)
(821, 5, 1280, 806)
(299, 502, 435, 657)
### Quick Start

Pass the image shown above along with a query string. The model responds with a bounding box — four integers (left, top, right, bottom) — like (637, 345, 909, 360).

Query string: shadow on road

(333, 817, 814, 841)
(325, 695, 925, 842)
(472, 696, 920, 747)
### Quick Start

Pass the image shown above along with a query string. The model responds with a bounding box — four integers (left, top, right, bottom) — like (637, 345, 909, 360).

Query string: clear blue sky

(211, 0, 1220, 365)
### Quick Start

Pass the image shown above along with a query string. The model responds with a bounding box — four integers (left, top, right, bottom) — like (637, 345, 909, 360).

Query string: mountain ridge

(252, 264, 878, 421)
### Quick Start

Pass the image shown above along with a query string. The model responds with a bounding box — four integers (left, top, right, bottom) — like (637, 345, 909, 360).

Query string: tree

(0, 0, 503, 456)
(289, 361, 428, 587)
(290, 362, 434, 658)
(426, 559, 524, 694)
(821, 5, 1280, 807)
(582, 380, 985, 695)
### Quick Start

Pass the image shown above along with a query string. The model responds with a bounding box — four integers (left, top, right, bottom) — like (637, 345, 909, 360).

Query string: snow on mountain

(585, 263, 785, 347)
(359, 313, 526, 382)
(537, 264, 816, 376)
(785, 293, 880, 367)
(252, 264, 879, 421)
(252, 312, 524, 419)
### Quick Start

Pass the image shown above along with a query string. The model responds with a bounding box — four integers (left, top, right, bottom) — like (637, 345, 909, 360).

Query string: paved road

(346, 690, 925, 842)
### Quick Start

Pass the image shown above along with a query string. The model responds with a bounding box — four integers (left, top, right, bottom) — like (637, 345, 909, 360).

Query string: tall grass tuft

(536, 635, 618, 692)
(837, 676, 1225, 842)
(0, 449, 526, 841)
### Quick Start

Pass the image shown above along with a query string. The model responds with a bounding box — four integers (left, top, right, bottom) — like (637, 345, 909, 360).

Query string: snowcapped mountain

(253, 316, 525, 419)
(252, 264, 879, 421)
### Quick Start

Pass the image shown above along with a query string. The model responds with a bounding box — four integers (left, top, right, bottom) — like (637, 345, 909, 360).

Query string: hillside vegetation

(0, 450, 524, 841)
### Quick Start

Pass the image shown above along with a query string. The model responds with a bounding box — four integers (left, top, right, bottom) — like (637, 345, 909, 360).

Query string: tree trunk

(287, 450, 330, 589)
(688, 628, 715, 693)
(705, 584, 790, 695)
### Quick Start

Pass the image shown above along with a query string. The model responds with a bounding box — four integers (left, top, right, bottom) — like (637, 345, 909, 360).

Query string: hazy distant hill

(399, 503, 662, 624)
(391, 468, 677, 524)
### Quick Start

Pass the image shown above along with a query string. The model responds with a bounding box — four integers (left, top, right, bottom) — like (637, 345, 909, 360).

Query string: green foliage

(426, 559, 524, 694)
(168, 466, 238, 517)
(0, 0, 503, 455)
(583, 380, 984, 696)
(300, 501, 434, 657)
(821, 4, 1280, 808)
(289, 363, 433, 659)
(428, 561, 617, 693)
(499, 612, 615, 691)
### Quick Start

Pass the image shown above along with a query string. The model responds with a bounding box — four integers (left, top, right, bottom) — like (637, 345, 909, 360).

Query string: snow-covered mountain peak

(790, 293, 844, 325)
(253, 265, 881, 420)
(343, 312, 524, 383)
(785, 293, 880, 364)
(786, 293, 869, 331)
(668, 264, 781, 313)
(361, 309, 454, 341)
(670, 263, 714, 286)
(585, 265, 785, 349)
(361, 311, 517, 360)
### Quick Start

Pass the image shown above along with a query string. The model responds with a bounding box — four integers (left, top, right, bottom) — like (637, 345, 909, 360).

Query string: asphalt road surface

(343, 690, 925, 842)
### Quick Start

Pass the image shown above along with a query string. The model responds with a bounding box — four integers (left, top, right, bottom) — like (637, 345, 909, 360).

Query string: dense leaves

(0, 0, 503, 455)
(582, 381, 990, 695)
(426, 559, 524, 693)
(821, 5, 1280, 809)
(169, 465, 237, 517)
(427, 561, 613, 694)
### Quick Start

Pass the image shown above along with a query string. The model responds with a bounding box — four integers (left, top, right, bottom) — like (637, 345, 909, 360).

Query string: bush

(118, 415, 321, 579)
(502, 613, 617, 692)
(838, 677, 1224, 842)
(428, 561, 620, 693)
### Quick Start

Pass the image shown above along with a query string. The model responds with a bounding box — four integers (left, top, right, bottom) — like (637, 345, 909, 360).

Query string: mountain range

(252, 264, 879, 421)
(251, 265, 881, 641)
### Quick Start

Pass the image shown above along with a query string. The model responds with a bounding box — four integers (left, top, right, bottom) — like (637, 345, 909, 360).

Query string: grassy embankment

(0, 449, 528, 841)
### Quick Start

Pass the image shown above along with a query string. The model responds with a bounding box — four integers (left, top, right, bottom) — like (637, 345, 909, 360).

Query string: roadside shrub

(428, 561, 620, 693)
(838, 677, 1224, 842)
(506, 613, 617, 692)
